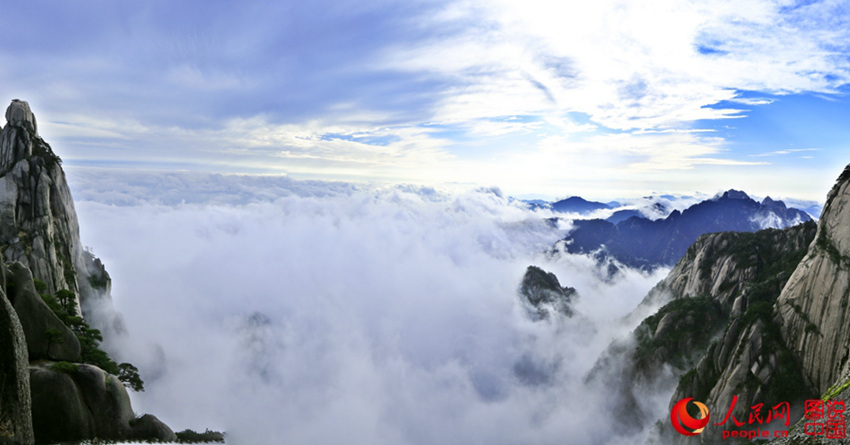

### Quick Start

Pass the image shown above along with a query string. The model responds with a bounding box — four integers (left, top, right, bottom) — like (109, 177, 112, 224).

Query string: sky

(3, 0, 850, 200)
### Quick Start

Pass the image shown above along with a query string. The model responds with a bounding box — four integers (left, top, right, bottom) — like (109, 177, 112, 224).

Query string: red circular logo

(671, 397, 710, 436)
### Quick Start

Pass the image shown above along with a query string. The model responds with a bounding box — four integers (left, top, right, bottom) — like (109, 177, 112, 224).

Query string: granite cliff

(776, 165, 850, 394)
(587, 220, 816, 440)
(0, 100, 175, 444)
(604, 163, 850, 444)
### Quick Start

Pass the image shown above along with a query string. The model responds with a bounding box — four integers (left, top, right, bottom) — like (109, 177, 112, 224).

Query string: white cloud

(71, 175, 670, 444)
(749, 148, 819, 157)
(7, 0, 849, 199)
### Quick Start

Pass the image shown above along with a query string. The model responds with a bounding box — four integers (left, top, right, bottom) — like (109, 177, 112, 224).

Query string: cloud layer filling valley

(69, 172, 669, 444)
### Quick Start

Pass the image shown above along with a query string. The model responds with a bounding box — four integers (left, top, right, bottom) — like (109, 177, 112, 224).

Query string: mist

(69, 172, 669, 444)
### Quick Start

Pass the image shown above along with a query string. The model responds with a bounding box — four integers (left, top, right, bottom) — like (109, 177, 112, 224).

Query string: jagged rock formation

(0, 100, 117, 335)
(559, 190, 812, 269)
(626, 164, 850, 444)
(0, 264, 33, 445)
(587, 219, 817, 442)
(518, 265, 577, 319)
(0, 99, 81, 295)
(775, 164, 850, 395)
(0, 100, 175, 444)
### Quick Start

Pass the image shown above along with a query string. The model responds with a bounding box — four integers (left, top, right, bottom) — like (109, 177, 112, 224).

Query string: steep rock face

(624, 225, 808, 324)
(5, 262, 79, 361)
(29, 364, 95, 443)
(0, 100, 173, 444)
(776, 164, 850, 394)
(643, 223, 818, 444)
(0, 266, 34, 445)
(663, 317, 811, 444)
(0, 101, 78, 292)
(588, 221, 816, 442)
(0, 100, 115, 332)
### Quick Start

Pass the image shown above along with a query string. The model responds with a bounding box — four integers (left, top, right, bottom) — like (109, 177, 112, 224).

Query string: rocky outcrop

(0, 100, 175, 444)
(587, 220, 816, 442)
(0, 268, 33, 445)
(518, 265, 577, 319)
(776, 164, 850, 394)
(30, 362, 135, 444)
(638, 165, 850, 444)
(130, 414, 178, 442)
(4, 262, 79, 361)
(644, 222, 818, 444)
(0, 100, 117, 334)
(4, 100, 36, 136)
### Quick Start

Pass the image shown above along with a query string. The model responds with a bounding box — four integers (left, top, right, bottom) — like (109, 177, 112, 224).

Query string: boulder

(130, 414, 178, 442)
(72, 364, 134, 439)
(29, 364, 93, 444)
(5, 262, 80, 361)
(29, 362, 136, 444)
(4, 100, 37, 135)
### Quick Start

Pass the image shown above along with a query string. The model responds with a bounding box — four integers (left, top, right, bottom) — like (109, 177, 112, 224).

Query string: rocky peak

(0, 100, 118, 333)
(0, 99, 179, 444)
(5, 99, 38, 135)
(719, 189, 750, 200)
(518, 265, 577, 319)
(0, 100, 79, 296)
(762, 196, 787, 210)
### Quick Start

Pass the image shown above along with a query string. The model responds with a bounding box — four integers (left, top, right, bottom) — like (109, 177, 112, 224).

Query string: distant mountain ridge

(551, 196, 612, 214)
(556, 190, 812, 269)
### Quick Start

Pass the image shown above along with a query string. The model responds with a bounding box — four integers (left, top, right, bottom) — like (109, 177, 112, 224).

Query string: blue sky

(3, 0, 850, 201)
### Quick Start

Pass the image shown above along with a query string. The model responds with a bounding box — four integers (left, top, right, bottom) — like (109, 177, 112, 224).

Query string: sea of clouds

(67, 170, 670, 445)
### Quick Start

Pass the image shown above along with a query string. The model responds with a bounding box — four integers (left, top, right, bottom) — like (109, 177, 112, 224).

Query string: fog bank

(71, 174, 668, 444)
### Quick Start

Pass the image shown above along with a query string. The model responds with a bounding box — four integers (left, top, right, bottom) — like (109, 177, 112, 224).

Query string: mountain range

(524, 163, 850, 443)
(556, 190, 812, 269)
(1, 98, 846, 444)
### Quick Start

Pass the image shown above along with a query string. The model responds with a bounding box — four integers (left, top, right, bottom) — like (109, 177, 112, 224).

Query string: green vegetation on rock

(633, 295, 727, 373)
(176, 428, 227, 443)
(49, 361, 79, 374)
(40, 287, 144, 392)
(27, 127, 62, 171)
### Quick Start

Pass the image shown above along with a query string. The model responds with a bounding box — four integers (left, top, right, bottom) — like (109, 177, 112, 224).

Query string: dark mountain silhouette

(560, 190, 812, 268)
(551, 196, 611, 214)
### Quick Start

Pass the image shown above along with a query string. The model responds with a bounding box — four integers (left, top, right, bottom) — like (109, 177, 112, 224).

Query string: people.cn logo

(671, 398, 710, 436)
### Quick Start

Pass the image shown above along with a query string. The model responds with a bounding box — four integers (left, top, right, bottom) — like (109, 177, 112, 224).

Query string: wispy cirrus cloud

(749, 148, 819, 157)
